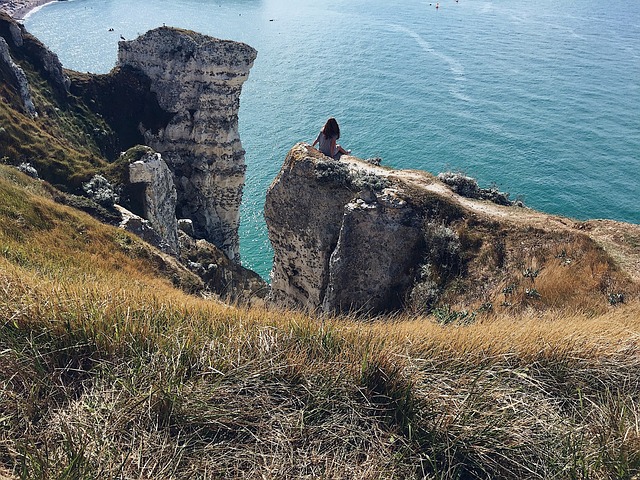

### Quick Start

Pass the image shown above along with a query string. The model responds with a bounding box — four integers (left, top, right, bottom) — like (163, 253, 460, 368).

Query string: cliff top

(267, 143, 639, 314)
(292, 143, 640, 283)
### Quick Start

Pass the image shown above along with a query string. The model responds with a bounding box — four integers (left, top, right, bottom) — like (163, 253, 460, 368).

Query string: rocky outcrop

(33, 38, 70, 93)
(128, 149, 179, 255)
(0, 13, 70, 94)
(266, 144, 427, 313)
(266, 143, 640, 315)
(113, 204, 267, 303)
(117, 27, 257, 263)
(9, 22, 22, 47)
(115, 204, 166, 251)
(0, 36, 36, 116)
(178, 232, 268, 305)
(115, 146, 267, 302)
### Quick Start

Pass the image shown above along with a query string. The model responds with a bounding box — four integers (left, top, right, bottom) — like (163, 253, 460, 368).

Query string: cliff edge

(0, 14, 266, 302)
(266, 143, 639, 314)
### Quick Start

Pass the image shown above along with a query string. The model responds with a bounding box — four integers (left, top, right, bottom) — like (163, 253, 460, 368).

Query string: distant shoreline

(0, 0, 58, 20)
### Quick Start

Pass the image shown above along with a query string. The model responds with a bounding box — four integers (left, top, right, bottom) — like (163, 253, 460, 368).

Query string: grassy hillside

(0, 40, 112, 190)
(2, 13, 637, 477)
(0, 12, 165, 193)
(1, 167, 640, 479)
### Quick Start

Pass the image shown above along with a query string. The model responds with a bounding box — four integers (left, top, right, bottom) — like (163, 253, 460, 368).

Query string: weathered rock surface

(117, 27, 257, 263)
(321, 191, 425, 312)
(115, 204, 166, 251)
(31, 37, 70, 93)
(178, 231, 268, 305)
(128, 149, 179, 255)
(9, 21, 22, 46)
(266, 143, 640, 315)
(0, 36, 35, 116)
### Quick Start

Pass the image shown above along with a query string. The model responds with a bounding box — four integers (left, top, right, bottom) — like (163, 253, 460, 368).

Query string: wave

(389, 24, 471, 102)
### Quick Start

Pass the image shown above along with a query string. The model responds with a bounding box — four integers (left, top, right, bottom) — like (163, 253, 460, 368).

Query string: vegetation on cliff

(2, 165, 640, 479)
(0, 12, 169, 193)
(267, 144, 639, 317)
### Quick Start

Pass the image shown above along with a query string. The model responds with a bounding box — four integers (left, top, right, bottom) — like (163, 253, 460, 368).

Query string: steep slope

(2, 165, 640, 479)
(0, 165, 204, 294)
(0, 13, 111, 189)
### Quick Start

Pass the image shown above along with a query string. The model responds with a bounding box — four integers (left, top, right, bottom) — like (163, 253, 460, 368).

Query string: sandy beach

(0, 0, 57, 19)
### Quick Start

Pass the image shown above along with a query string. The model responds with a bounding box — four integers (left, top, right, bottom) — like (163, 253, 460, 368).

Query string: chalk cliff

(117, 27, 257, 263)
(128, 148, 180, 255)
(265, 144, 424, 312)
(0, 14, 267, 302)
(266, 143, 640, 314)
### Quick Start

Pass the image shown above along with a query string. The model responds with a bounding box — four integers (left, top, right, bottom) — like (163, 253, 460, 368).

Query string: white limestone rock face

(38, 45, 71, 93)
(321, 194, 424, 313)
(128, 150, 179, 255)
(0, 37, 36, 116)
(265, 143, 424, 313)
(265, 145, 353, 310)
(117, 27, 257, 263)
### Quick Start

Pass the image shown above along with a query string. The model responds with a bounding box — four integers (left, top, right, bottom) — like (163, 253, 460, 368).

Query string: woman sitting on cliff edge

(312, 117, 350, 159)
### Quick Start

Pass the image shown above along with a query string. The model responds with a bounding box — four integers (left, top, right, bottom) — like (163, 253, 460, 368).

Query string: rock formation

(265, 144, 425, 312)
(117, 27, 257, 263)
(0, 36, 36, 116)
(116, 143, 267, 302)
(0, 13, 70, 96)
(266, 143, 640, 315)
(115, 204, 166, 251)
(128, 149, 179, 255)
(178, 232, 268, 305)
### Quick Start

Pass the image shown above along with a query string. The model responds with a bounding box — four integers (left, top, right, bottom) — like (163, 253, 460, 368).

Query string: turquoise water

(25, 0, 640, 279)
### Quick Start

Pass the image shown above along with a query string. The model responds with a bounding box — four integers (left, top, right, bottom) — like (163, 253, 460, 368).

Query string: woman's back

(317, 131, 336, 157)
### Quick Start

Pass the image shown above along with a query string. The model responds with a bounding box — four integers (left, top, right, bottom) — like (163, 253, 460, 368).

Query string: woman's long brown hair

(322, 117, 340, 140)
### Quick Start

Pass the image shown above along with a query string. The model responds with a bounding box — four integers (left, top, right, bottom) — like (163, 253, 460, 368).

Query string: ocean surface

(25, 0, 640, 279)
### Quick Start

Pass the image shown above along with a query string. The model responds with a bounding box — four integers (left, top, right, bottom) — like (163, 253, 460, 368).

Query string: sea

(24, 0, 640, 279)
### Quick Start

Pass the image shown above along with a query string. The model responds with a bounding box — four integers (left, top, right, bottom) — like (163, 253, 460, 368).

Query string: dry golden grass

(478, 235, 640, 318)
(1, 167, 640, 479)
(376, 303, 640, 358)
